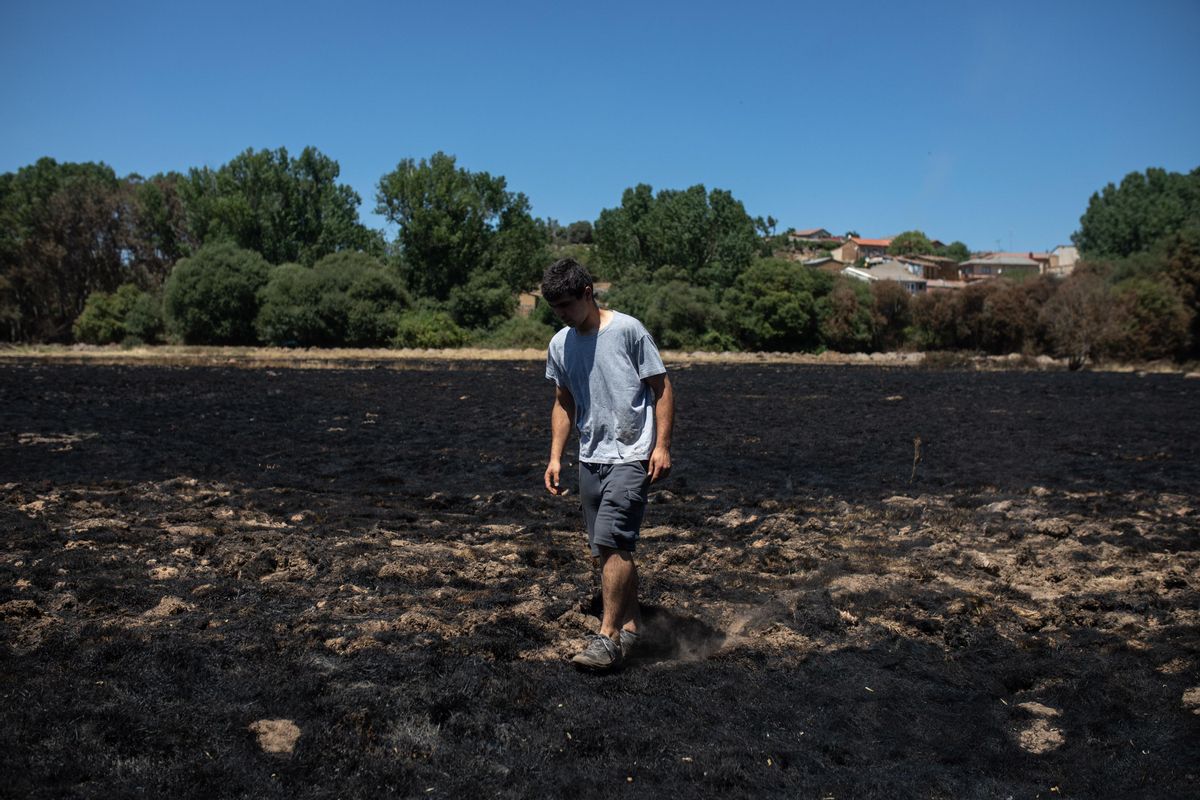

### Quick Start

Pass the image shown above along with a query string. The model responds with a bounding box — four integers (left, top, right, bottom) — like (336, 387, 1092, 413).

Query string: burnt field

(1, 359, 1198, 799)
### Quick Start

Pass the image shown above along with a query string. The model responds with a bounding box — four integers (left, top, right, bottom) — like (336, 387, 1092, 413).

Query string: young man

(541, 257, 674, 672)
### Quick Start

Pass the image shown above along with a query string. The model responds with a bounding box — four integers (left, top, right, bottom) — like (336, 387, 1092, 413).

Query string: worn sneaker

(570, 634, 623, 672)
(619, 629, 641, 660)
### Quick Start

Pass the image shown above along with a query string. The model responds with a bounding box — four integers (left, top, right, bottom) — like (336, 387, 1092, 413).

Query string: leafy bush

(606, 278, 733, 351)
(723, 258, 833, 351)
(393, 309, 469, 349)
(163, 242, 270, 344)
(529, 295, 560, 329)
(73, 284, 162, 344)
(448, 270, 517, 331)
(255, 252, 409, 347)
(123, 290, 165, 343)
(476, 315, 557, 349)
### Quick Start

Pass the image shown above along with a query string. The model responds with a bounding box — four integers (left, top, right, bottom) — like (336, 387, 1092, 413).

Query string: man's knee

(598, 546, 634, 565)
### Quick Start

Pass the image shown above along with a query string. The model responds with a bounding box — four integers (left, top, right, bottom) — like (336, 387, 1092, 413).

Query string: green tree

(723, 258, 833, 351)
(448, 269, 517, 331)
(1073, 166, 1200, 258)
(593, 183, 758, 288)
(163, 242, 270, 344)
(183, 146, 381, 266)
(605, 278, 733, 351)
(125, 172, 194, 286)
(566, 220, 594, 244)
(888, 230, 936, 257)
(938, 240, 971, 262)
(375, 152, 546, 299)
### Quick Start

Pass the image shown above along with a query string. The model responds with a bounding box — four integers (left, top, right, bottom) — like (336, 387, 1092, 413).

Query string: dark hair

(541, 258, 593, 302)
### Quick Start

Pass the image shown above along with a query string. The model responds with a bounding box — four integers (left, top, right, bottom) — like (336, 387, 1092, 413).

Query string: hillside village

(780, 228, 1079, 294)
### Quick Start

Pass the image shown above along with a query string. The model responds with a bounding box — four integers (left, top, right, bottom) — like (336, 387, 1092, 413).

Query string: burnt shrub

(1039, 271, 1125, 369)
(979, 277, 1055, 354)
(1111, 275, 1193, 360)
(870, 279, 913, 351)
(818, 277, 875, 352)
(911, 289, 962, 350)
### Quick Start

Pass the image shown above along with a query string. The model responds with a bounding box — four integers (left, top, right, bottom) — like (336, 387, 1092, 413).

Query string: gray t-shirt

(545, 311, 666, 464)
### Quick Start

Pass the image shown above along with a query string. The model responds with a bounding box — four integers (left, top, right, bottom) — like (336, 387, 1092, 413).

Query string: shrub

(448, 270, 517, 331)
(1038, 272, 1124, 369)
(123, 290, 165, 344)
(393, 310, 469, 349)
(1111, 276, 1193, 360)
(73, 284, 162, 344)
(979, 278, 1050, 354)
(606, 278, 733, 351)
(163, 242, 270, 344)
(870, 280, 912, 351)
(723, 258, 833, 351)
(818, 278, 875, 352)
(477, 316, 557, 349)
(911, 290, 960, 350)
(255, 252, 409, 347)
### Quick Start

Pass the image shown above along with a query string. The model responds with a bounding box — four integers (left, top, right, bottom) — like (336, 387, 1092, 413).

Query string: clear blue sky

(2, 0, 1198, 253)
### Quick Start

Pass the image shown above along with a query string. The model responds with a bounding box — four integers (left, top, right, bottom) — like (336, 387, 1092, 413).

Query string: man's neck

(575, 306, 611, 336)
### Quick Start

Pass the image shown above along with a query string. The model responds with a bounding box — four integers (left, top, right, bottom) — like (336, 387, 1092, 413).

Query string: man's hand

(648, 445, 671, 483)
(544, 460, 568, 495)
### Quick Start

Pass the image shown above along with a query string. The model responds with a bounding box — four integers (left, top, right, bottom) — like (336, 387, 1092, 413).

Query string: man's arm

(545, 384, 575, 495)
(643, 373, 673, 483)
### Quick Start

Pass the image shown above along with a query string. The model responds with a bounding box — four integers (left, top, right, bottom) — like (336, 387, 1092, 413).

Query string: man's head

(541, 258, 596, 328)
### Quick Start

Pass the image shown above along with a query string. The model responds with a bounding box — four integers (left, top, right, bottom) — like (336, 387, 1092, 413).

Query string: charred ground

(1, 361, 1198, 798)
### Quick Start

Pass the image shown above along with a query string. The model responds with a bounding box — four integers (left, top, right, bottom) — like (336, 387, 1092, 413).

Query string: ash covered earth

(1, 360, 1198, 798)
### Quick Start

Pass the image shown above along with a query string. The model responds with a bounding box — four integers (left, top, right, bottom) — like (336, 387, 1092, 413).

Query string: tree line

(1, 149, 1197, 365)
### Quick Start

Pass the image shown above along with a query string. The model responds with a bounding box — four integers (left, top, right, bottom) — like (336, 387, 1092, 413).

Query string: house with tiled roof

(842, 260, 927, 294)
(1048, 246, 1078, 275)
(788, 227, 833, 241)
(832, 236, 893, 263)
(959, 253, 1041, 281)
(894, 254, 961, 281)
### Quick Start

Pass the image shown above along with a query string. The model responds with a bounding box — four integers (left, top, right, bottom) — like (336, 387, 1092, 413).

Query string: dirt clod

(248, 719, 301, 754)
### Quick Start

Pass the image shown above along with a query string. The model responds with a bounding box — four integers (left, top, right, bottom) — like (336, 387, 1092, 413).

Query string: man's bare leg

(598, 548, 641, 640)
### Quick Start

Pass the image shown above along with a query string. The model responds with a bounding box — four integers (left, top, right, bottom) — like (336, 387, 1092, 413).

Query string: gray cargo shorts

(578, 461, 650, 556)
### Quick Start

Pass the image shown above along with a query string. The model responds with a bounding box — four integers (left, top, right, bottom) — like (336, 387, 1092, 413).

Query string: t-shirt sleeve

(632, 328, 666, 379)
(545, 347, 565, 386)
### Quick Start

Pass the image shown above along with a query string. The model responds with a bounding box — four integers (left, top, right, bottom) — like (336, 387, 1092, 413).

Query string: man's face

(548, 287, 592, 328)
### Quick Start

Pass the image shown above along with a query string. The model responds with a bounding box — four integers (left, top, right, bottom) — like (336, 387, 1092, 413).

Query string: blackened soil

(1, 361, 1198, 799)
